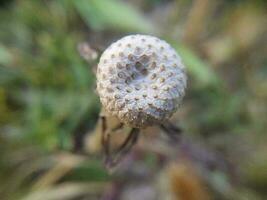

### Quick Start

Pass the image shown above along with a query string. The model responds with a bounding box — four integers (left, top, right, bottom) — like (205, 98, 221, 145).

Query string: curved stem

(100, 117, 140, 169)
(160, 121, 182, 143)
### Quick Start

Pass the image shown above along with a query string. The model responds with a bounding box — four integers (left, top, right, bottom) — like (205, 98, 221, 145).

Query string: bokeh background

(0, 0, 267, 199)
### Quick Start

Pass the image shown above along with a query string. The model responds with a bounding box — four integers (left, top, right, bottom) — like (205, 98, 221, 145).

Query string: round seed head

(97, 34, 187, 128)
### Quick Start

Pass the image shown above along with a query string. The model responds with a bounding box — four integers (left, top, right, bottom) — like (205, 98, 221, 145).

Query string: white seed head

(96, 35, 187, 128)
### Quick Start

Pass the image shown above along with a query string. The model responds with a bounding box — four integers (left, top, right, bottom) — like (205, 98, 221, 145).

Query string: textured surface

(96, 35, 187, 128)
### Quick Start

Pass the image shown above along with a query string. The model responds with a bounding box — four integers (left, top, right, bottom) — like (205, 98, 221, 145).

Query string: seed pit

(128, 54, 134, 61)
(125, 77, 131, 85)
(150, 73, 156, 79)
(114, 94, 120, 99)
(135, 62, 142, 70)
(108, 67, 115, 74)
(140, 55, 149, 64)
(106, 87, 114, 93)
(168, 72, 173, 77)
(164, 55, 168, 60)
(141, 69, 148, 76)
(110, 78, 116, 84)
(117, 63, 123, 69)
(118, 102, 125, 109)
(131, 73, 137, 79)
(126, 63, 131, 70)
(98, 83, 103, 89)
(160, 65, 165, 71)
(135, 84, 141, 90)
(126, 88, 132, 93)
(150, 62, 157, 69)
(159, 78, 165, 83)
(116, 85, 121, 90)
(135, 47, 141, 53)
(118, 72, 126, 79)
(164, 86, 170, 91)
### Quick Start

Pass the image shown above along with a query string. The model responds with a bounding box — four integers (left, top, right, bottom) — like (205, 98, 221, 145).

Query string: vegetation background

(0, 0, 266, 199)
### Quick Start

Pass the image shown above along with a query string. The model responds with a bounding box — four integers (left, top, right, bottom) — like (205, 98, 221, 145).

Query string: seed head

(96, 35, 187, 128)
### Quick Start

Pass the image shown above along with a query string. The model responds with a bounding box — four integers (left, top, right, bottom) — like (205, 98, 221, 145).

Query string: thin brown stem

(100, 116, 111, 162)
(160, 121, 182, 143)
(104, 128, 140, 169)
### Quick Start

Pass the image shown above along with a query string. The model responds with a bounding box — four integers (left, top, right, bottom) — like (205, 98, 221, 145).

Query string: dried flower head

(97, 35, 187, 128)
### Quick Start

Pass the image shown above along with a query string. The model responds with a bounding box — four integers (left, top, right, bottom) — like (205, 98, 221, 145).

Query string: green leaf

(0, 45, 12, 65)
(73, 0, 154, 33)
(172, 43, 221, 87)
(63, 160, 110, 182)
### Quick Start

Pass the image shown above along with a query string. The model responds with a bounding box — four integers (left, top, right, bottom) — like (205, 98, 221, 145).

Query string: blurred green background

(0, 0, 266, 199)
